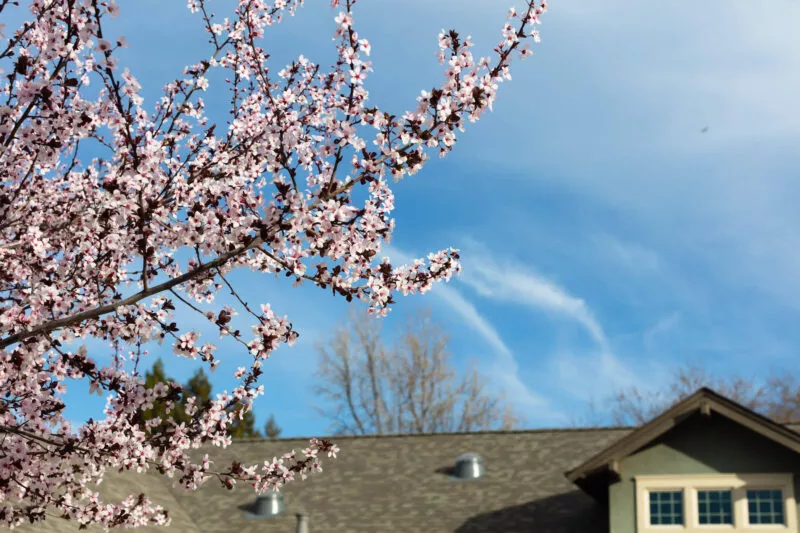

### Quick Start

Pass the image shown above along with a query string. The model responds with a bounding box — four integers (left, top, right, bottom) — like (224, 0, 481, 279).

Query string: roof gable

(565, 387, 800, 487)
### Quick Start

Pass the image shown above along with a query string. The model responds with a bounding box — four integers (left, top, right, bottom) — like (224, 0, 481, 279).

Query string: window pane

(650, 491, 684, 525)
(698, 490, 733, 525)
(747, 489, 785, 525)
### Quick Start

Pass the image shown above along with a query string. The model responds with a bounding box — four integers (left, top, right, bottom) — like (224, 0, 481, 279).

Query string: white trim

(635, 474, 797, 533)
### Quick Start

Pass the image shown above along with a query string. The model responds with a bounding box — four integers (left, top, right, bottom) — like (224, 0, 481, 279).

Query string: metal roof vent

(296, 512, 309, 533)
(453, 452, 484, 480)
(247, 492, 284, 518)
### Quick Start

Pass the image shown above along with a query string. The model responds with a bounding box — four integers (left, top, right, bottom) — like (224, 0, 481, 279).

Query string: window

(635, 474, 797, 532)
(747, 489, 784, 525)
(650, 490, 684, 525)
(697, 490, 733, 525)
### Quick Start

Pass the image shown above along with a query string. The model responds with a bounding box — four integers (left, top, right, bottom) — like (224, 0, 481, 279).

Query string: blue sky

(11, 0, 800, 435)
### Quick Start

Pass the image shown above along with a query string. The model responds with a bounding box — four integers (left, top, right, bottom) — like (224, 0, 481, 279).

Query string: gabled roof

(565, 387, 800, 487)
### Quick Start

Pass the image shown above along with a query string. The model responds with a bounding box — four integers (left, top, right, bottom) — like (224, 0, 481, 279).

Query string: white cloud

(458, 240, 608, 348)
(431, 283, 513, 359)
(449, 240, 674, 409)
(547, 0, 800, 145)
(438, 0, 800, 319)
(382, 244, 551, 416)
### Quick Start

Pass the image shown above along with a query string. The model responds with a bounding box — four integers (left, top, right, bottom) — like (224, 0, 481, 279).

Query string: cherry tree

(0, 0, 546, 528)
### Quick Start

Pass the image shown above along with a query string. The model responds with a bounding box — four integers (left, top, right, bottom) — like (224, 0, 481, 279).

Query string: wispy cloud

(382, 244, 551, 417)
(458, 240, 608, 348)
(383, 241, 658, 424)
(450, 240, 669, 410)
(51, 0, 800, 436)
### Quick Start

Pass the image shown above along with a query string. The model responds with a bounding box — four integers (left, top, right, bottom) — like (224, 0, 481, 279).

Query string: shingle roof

(20, 422, 800, 533)
(17, 392, 800, 532)
(13, 469, 201, 533)
(17, 426, 631, 533)
(184, 427, 638, 533)
(179, 427, 634, 533)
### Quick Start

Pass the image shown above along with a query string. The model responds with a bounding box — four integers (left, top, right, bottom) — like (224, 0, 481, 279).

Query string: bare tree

(607, 364, 800, 425)
(313, 308, 519, 435)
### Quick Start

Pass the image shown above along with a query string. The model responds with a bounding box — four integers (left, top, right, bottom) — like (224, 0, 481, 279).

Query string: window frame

(649, 489, 686, 526)
(635, 474, 797, 533)
(696, 489, 734, 526)
(746, 489, 786, 525)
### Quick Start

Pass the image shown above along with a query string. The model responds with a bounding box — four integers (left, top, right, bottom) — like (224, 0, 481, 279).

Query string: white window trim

(635, 474, 797, 533)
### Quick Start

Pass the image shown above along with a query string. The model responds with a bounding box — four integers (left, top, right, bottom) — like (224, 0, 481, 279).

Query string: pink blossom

(96, 39, 113, 52)
(0, 0, 546, 528)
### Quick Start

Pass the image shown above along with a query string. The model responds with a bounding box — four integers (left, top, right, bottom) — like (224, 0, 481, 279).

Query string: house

(18, 387, 800, 532)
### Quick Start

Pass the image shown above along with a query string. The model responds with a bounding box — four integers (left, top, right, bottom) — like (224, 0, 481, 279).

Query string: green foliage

(141, 358, 187, 435)
(183, 366, 212, 413)
(142, 359, 272, 440)
(264, 413, 282, 439)
(229, 404, 262, 438)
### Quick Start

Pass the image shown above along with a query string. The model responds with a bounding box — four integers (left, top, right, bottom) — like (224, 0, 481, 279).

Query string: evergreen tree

(182, 367, 212, 419)
(229, 404, 262, 438)
(142, 360, 263, 438)
(141, 358, 187, 434)
(264, 413, 282, 439)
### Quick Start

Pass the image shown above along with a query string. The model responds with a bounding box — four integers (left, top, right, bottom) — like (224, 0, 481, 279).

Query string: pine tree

(229, 404, 262, 438)
(264, 413, 282, 439)
(142, 361, 263, 439)
(141, 358, 187, 434)
(182, 367, 212, 418)
(186, 367, 261, 438)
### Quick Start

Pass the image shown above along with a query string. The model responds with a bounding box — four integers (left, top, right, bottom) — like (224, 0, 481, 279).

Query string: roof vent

(296, 512, 309, 533)
(453, 452, 484, 480)
(249, 492, 284, 518)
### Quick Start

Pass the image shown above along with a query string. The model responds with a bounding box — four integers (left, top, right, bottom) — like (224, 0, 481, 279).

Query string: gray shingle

(13, 427, 633, 533)
(13, 470, 201, 533)
(16, 395, 800, 531)
(174, 427, 630, 533)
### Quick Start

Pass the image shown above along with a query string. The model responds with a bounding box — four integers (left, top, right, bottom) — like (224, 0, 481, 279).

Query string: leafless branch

(313, 307, 519, 435)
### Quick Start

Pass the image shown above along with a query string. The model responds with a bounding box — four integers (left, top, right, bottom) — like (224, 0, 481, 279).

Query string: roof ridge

(229, 425, 637, 443)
